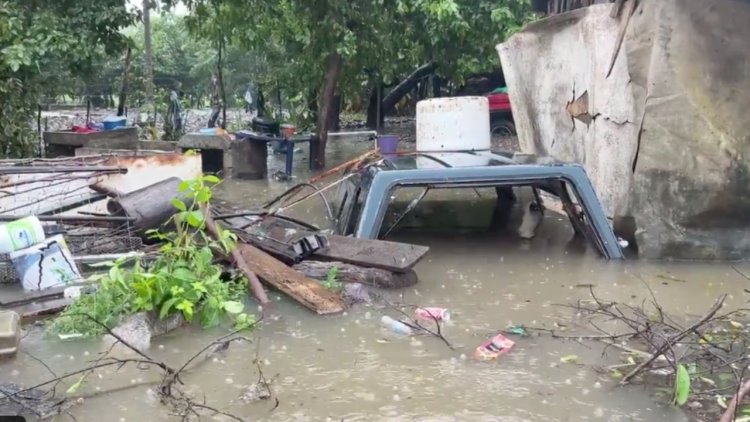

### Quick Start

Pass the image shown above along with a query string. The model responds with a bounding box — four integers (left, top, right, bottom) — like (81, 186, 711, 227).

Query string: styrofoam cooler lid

(416, 96, 491, 152)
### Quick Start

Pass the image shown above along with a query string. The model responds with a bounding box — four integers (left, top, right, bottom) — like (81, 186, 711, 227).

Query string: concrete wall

(498, 0, 750, 259)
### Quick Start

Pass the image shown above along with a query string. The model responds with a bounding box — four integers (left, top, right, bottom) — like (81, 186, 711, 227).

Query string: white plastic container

(9, 235, 81, 291)
(416, 96, 491, 152)
(0, 216, 45, 254)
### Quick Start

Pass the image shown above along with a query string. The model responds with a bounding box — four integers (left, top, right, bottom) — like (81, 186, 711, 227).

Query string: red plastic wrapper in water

(474, 333, 515, 361)
(414, 307, 451, 322)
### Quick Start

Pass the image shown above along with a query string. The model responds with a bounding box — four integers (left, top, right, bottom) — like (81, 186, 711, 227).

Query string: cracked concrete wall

(498, 0, 750, 259)
(498, 5, 639, 219)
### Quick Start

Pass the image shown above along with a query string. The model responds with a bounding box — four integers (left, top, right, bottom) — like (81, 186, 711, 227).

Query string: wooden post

(217, 27, 227, 130)
(37, 105, 43, 157)
(86, 98, 91, 125)
(118, 46, 132, 117)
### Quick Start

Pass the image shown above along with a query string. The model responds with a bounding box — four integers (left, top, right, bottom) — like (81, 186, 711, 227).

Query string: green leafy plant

(674, 363, 691, 406)
(49, 175, 255, 337)
(323, 265, 343, 291)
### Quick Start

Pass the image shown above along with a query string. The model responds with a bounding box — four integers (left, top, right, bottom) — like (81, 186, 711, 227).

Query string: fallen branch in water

(203, 205, 271, 312)
(382, 300, 454, 350)
(2, 313, 260, 421)
(720, 376, 750, 422)
(540, 285, 747, 419)
(619, 294, 726, 384)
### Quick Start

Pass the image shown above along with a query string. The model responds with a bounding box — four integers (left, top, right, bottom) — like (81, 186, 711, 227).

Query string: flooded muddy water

(3, 133, 750, 421)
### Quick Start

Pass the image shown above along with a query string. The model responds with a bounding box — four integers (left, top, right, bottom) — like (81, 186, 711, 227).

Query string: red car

(486, 90, 516, 137)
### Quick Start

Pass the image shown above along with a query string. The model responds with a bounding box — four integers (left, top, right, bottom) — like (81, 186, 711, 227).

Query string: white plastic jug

(0, 216, 45, 254)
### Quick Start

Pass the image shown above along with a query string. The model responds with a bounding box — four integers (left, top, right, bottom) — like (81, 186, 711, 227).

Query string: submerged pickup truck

(247, 150, 624, 260)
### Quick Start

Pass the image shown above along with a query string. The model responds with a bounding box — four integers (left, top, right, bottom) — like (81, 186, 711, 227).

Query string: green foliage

(0, 0, 135, 158)
(673, 363, 691, 406)
(170, 0, 534, 127)
(48, 175, 256, 337)
(323, 266, 343, 291)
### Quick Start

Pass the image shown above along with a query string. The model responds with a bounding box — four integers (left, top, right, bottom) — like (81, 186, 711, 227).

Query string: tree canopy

(0, 0, 136, 157)
(1, 0, 534, 160)
(172, 0, 534, 165)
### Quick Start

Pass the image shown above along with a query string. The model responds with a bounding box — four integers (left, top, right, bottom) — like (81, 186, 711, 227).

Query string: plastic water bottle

(381, 316, 413, 335)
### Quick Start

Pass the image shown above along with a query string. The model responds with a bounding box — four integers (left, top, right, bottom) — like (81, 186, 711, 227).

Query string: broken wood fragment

(235, 243, 345, 315)
(293, 260, 418, 289)
(203, 209, 270, 309)
(619, 294, 725, 385)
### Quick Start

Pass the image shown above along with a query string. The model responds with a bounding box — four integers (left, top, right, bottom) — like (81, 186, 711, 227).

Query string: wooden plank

(293, 260, 418, 289)
(222, 214, 430, 272)
(314, 235, 429, 273)
(235, 243, 345, 315)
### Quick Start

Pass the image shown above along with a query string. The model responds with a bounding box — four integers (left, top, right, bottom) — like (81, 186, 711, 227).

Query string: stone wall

(498, 0, 750, 259)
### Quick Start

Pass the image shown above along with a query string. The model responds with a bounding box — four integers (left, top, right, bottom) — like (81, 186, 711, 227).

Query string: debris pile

(528, 287, 750, 421)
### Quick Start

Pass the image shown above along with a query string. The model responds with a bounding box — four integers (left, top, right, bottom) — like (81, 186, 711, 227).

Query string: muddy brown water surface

(3, 132, 750, 421)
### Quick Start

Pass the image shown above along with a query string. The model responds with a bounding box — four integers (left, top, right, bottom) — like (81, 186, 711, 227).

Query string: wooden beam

(293, 260, 418, 289)
(313, 235, 429, 273)
(236, 243, 345, 315)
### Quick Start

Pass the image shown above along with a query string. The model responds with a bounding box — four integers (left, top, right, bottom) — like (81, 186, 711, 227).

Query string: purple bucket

(377, 135, 399, 154)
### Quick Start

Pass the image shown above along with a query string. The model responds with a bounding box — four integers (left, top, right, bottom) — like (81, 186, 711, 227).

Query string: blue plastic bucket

(377, 135, 399, 154)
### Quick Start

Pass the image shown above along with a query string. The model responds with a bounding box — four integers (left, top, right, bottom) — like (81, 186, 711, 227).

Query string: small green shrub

(323, 266, 343, 291)
(48, 175, 255, 337)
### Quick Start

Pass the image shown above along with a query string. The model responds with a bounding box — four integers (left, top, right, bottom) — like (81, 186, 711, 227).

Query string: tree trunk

(366, 81, 383, 129)
(217, 34, 227, 129)
(328, 92, 341, 132)
(142, 0, 154, 107)
(256, 88, 266, 117)
(117, 47, 132, 117)
(314, 52, 343, 169)
(418, 79, 429, 101)
(381, 62, 437, 117)
(431, 74, 442, 98)
(306, 89, 318, 124)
